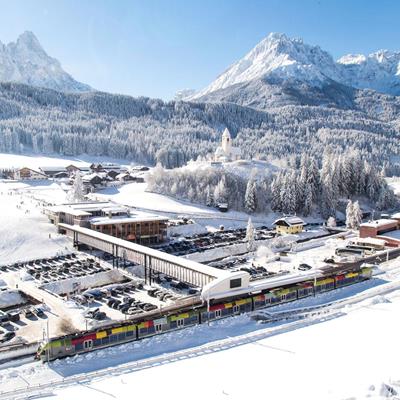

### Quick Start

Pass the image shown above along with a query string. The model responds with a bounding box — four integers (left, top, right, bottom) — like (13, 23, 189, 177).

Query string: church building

(214, 128, 241, 162)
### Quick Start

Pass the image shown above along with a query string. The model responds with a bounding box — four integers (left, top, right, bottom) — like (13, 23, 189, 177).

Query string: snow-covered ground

(387, 177, 400, 196)
(1, 153, 400, 400)
(1, 275, 400, 400)
(0, 180, 73, 264)
(0, 152, 132, 170)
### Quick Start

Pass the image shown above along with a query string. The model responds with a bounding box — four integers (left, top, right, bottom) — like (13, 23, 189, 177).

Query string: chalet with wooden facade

(273, 216, 305, 235)
(13, 167, 48, 180)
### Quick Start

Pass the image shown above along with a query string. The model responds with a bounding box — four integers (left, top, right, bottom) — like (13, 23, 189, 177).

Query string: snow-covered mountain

(189, 33, 400, 102)
(338, 51, 400, 95)
(0, 31, 92, 93)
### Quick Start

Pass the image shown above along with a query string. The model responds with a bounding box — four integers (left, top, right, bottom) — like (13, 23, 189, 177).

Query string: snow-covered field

(47, 290, 400, 400)
(0, 152, 131, 170)
(0, 180, 73, 264)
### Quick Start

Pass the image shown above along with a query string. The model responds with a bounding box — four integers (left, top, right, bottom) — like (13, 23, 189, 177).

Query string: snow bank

(0, 290, 26, 308)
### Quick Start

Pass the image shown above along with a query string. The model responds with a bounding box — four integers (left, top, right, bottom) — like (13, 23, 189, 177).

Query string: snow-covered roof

(360, 219, 398, 228)
(47, 205, 91, 216)
(273, 216, 305, 226)
(82, 173, 103, 181)
(353, 237, 386, 246)
(391, 212, 400, 219)
(90, 213, 168, 225)
(101, 206, 128, 214)
(40, 166, 67, 172)
(47, 201, 112, 215)
(19, 167, 47, 176)
(58, 224, 227, 279)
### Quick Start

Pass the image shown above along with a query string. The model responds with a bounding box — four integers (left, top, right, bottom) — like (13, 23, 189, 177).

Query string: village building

(359, 219, 400, 247)
(82, 173, 106, 187)
(66, 164, 91, 175)
(107, 170, 119, 180)
(46, 201, 168, 244)
(214, 128, 241, 162)
(90, 163, 124, 173)
(13, 167, 48, 180)
(39, 166, 68, 177)
(359, 219, 398, 238)
(273, 216, 305, 235)
(53, 171, 69, 179)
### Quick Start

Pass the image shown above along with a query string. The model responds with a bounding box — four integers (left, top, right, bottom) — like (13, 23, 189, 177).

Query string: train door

(177, 319, 184, 328)
(84, 339, 93, 350)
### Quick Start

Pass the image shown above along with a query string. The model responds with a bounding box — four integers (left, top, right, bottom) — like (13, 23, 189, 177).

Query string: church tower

(221, 128, 232, 155)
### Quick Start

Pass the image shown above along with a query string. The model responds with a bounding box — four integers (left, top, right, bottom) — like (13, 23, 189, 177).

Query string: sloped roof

(273, 216, 305, 227)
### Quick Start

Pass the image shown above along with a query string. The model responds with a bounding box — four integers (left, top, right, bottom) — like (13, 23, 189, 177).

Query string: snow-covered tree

(214, 175, 227, 204)
(244, 177, 257, 213)
(345, 200, 354, 229)
(246, 217, 255, 251)
(326, 216, 337, 228)
(67, 173, 85, 203)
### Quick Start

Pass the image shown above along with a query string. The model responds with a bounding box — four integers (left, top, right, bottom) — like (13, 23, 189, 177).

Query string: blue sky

(0, 0, 399, 99)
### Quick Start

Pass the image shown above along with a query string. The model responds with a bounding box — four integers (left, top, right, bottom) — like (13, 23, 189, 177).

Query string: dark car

(298, 263, 312, 271)
(7, 311, 20, 322)
(0, 331, 16, 343)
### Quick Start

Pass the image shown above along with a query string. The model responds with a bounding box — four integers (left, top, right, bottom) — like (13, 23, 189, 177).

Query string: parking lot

(0, 249, 203, 346)
(154, 226, 275, 256)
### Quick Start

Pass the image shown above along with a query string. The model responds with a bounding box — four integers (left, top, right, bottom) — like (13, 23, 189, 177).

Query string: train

(35, 265, 373, 362)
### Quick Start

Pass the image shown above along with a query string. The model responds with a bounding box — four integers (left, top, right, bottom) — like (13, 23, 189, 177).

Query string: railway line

(1, 273, 400, 400)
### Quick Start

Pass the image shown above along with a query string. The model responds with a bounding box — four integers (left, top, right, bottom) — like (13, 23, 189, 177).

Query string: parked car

(32, 307, 45, 317)
(22, 308, 34, 318)
(6, 311, 20, 322)
(0, 331, 15, 343)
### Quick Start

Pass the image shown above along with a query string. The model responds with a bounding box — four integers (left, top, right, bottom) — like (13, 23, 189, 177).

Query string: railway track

(1, 275, 400, 400)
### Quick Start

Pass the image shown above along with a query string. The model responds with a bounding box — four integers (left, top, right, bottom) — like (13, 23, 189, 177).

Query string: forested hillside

(0, 82, 399, 171)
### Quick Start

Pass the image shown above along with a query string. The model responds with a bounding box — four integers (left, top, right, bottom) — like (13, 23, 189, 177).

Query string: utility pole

(46, 318, 50, 363)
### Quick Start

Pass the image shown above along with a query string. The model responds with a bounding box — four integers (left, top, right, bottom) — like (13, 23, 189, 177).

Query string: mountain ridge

(0, 31, 92, 93)
(189, 33, 400, 103)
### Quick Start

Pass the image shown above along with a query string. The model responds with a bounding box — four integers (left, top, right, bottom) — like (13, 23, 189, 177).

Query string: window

(230, 278, 242, 289)
(233, 305, 239, 313)
(215, 309, 222, 318)
(155, 323, 162, 333)
(177, 319, 184, 328)
(83, 340, 93, 349)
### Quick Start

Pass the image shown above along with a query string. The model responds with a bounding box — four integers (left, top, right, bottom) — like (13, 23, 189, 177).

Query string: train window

(177, 319, 184, 328)
(230, 278, 242, 289)
(155, 323, 162, 333)
(84, 340, 93, 349)
(233, 305, 239, 313)
(215, 309, 222, 318)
